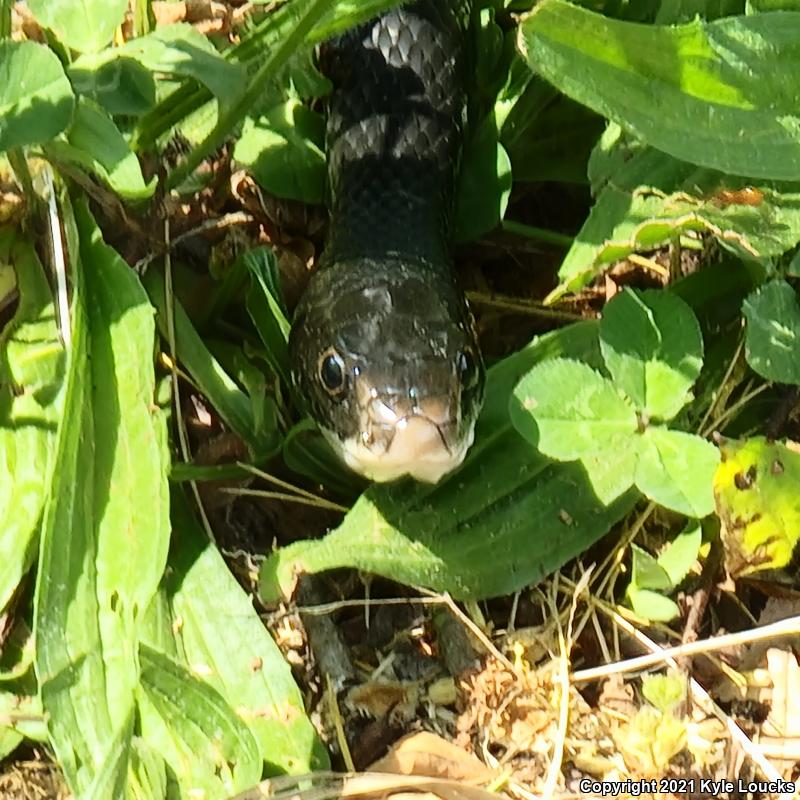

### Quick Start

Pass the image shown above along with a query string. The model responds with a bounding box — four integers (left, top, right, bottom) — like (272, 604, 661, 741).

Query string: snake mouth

(322, 394, 474, 483)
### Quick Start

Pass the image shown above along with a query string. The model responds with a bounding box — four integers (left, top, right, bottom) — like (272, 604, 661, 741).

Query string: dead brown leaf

(368, 731, 493, 784)
(761, 647, 800, 770)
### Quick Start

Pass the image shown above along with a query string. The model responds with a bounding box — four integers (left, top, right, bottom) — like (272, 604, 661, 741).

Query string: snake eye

(457, 349, 479, 390)
(318, 349, 346, 396)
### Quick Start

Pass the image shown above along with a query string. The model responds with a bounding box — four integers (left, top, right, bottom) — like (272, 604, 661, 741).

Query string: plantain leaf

(34, 199, 170, 797)
(261, 323, 636, 602)
(520, 1, 800, 180)
(137, 646, 261, 799)
(166, 490, 329, 775)
(0, 233, 66, 616)
(550, 127, 800, 299)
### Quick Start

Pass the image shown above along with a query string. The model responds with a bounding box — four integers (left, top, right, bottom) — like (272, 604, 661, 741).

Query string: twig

(572, 614, 800, 683)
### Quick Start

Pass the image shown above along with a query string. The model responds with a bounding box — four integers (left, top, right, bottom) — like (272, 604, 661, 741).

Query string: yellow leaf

(713, 436, 800, 577)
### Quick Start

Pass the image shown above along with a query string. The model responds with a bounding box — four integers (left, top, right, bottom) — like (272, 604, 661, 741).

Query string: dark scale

(319, 1, 469, 267)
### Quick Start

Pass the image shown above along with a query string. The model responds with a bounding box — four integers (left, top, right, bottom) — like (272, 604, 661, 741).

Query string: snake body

(288, 0, 485, 483)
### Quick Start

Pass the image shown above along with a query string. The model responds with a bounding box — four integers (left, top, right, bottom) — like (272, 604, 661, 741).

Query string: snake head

(289, 257, 484, 483)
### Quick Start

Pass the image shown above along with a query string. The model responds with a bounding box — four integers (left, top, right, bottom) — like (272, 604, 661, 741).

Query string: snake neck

(319, 0, 470, 269)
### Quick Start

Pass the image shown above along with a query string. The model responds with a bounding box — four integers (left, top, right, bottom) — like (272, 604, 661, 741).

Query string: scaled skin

(289, 257, 483, 483)
(289, 0, 483, 483)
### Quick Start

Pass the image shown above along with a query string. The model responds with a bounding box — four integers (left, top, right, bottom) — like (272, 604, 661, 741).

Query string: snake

(288, 0, 485, 484)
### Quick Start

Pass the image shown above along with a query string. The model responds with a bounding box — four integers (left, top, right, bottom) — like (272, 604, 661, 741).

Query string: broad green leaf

(167, 490, 328, 774)
(630, 545, 673, 592)
(137, 645, 261, 799)
(143, 269, 277, 459)
(45, 98, 156, 201)
(234, 101, 325, 203)
(600, 288, 703, 420)
(627, 586, 680, 622)
(454, 113, 513, 242)
(68, 55, 156, 117)
(511, 355, 640, 505)
(34, 200, 170, 797)
(714, 435, 800, 576)
(261, 325, 637, 601)
(0, 41, 74, 152)
(520, 1, 800, 180)
(121, 24, 245, 106)
(28, 0, 127, 53)
(511, 358, 638, 457)
(550, 139, 800, 300)
(636, 427, 719, 517)
(0, 234, 66, 616)
(657, 521, 702, 586)
(742, 279, 800, 384)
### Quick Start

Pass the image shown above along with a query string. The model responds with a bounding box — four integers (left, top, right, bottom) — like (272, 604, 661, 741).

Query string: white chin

(323, 423, 474, 484)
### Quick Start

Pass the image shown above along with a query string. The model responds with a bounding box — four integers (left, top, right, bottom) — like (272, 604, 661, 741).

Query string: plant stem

(502, 219, 573, 248)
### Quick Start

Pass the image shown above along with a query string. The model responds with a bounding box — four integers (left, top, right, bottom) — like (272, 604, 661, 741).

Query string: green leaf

(627, 586, 681, 622)
(656, 0, 745, 23)
(742, 279, 800, 384)
(234, 101, 326, 203)
(45, 98, 156, 201)
(511, 358, 640, 503)
(167, 490, 329, 774)
(454, 113, 513, 242)
(600, 288, 704, 421)
(28, 0, 127, 53)
(658, 521, 702, 586)
(636, 427, 719, 517)
(67, 55, 156, 117)
(550, 138, 800, 299)
(630, 544, 673, 592)
(127, 738, 167, 800)
(165, 0, 331, 190)
(512, 355, 717, 515)
(642, 672, 687, 713)
(137, 645, 261, 799)
(0, 234, 66, 616)
(123, 23, 245, 107)
(245, 247, 293, 391)
(520, 1, 800, 180)
(0, 41, 74, 152)
(34, 199, 170, 797)
(261, 324, 637, 601)
(143, 269, 278, 459)
(511, 358, 638, 458)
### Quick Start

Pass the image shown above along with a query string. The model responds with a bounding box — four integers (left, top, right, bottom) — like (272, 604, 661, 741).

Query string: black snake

(288, 0, 485, 483)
